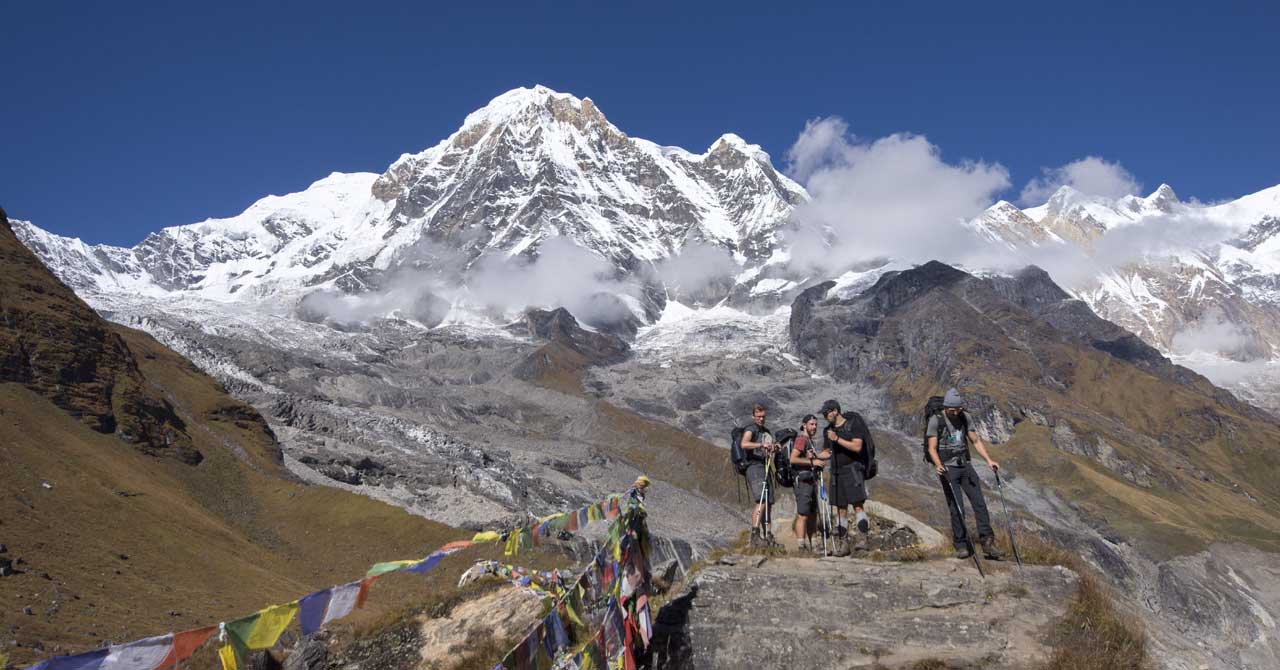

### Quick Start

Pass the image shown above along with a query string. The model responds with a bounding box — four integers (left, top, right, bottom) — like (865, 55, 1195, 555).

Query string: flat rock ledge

(650, 556, 1078, 669)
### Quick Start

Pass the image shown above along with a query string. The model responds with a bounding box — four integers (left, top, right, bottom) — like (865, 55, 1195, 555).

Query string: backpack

(921, 396, 945, 464)
(861, 428, 879, 480)
(831, 412, 879, 481)
(771, 428, 798, 488)
(730, 426, 749, 475)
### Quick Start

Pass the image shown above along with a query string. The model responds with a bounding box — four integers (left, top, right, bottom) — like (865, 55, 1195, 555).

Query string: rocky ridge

(652, 555, 1079, 669)
(786, 260, 1280, 669)
(0, 208, 199, 463)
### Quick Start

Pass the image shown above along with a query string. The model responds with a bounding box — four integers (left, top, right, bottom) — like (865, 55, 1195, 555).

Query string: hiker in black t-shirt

(820, 399, 871, 557)
(926, 388, 1004, 560)
(740, 403, 779, 546)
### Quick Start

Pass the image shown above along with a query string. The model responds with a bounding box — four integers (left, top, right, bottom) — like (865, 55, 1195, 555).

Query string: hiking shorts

(830, 465, 866, 508)
(793, 475, 818, 516)
(744, 462, 773, 506)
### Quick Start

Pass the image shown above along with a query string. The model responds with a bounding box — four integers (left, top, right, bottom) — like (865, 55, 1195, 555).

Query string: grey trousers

(940, 463, 994, 547)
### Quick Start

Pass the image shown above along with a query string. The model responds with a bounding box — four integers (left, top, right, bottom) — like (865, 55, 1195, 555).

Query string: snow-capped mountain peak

(1145, 183, 1179, 211)
(18, 86, 806, 311)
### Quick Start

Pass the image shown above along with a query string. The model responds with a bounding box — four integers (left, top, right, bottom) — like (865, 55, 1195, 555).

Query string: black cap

(819, 399, 841, 416)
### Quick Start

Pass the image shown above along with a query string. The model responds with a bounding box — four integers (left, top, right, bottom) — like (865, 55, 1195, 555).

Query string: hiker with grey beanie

(926, 388, 1004, 560)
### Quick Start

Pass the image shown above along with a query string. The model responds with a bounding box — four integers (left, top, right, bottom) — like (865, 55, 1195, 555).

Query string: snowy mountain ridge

(12, 85, 1280, 410)
(15, 85, 805, 310)
(969, 180, 1280, 410)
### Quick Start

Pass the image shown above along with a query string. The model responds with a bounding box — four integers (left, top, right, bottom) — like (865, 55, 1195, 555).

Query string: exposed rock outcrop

(651, 556, 1079, 669)
(0, 207, 199, 462)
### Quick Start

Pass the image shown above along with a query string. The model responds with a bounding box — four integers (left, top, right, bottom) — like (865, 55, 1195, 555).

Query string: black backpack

(832, 412, 879, 481)
(861, 428, 879, 480)
(730, 426, 749, 474)
(771, 428, 798, 488)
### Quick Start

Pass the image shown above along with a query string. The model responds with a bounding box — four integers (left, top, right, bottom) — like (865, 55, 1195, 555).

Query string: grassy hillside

(0, 209, 487, 666)
(0, 338, 470, 665)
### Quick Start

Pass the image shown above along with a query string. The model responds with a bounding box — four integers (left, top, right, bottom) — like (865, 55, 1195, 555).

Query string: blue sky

(3, 1, 1277, 246)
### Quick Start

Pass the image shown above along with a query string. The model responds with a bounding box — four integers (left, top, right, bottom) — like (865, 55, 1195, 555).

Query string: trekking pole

(819, 469, 831, 557)
(939, 471, 985, 578)
(764, 455, 774, 544)
(994, 470, 1024, 571)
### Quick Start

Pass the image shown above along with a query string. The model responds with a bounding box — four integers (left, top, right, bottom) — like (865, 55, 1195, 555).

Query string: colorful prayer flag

(472, 530, 502, 543)
(217, 642, 238, 670)
(367, 560, 417, 577)
(158, 626, 216, 669)
(355, 575, 377, 609)
(298, 589, 332, 635)
(100, 634, 173, 669)
(43, 649, 107, 670)
(322, 580, 361, 626)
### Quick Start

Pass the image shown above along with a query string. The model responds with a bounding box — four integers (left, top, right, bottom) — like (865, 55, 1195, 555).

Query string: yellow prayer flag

(246, 602, 298, 648)
(504, 529, 523, 556)
(218, 643, 239, 670)
(472, 530, 502, 543)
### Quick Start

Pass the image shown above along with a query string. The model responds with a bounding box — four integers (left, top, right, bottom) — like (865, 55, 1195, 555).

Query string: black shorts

(829, 465, 866, 508)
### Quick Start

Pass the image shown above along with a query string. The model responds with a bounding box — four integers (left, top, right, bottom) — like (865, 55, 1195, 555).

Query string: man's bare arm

(969, 432, 999, 469)
(824, 428, 862, 453)
(928, 436, 945, 474)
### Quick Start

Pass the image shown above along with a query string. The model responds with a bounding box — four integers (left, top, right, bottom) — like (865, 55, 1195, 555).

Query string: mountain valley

(6, 86, 1280, 669)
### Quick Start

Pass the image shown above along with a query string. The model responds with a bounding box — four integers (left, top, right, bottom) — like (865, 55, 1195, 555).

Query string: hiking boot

(851, 535, 869, 552)
(749, 532, 762, 549)
(954, 545, 974, 560)
(833, 537, 851, 557)
(981, 538, 1005, 560)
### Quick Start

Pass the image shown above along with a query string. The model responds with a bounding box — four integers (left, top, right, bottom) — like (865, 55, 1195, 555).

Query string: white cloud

(1170, 308, 1257, 358)
(783, 118, 1011, 274)
(654, 242, 738, 297)
(785, 117, 852, 183)
(297, 235, 642, 328)
(467, 235, 638, 324)
(1019, 156, 1141, 204)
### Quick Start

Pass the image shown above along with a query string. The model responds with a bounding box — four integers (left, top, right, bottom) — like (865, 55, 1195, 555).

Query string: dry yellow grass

(1042, 572, 1149, 670)
(0, 325, 494, 666)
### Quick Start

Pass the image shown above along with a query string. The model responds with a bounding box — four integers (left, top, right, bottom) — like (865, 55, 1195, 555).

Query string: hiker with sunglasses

(926, 388, 1004, 560)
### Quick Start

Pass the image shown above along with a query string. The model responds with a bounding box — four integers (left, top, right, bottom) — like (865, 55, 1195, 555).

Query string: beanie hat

(819, 399, 841, 415)
(943, 388, 964, 408)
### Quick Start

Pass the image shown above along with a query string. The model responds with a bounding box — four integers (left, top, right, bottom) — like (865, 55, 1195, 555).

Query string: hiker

(820, 399, 871, 556)
(926, 388, 1005, 560)
(789, 414, 829, 552)
(740, 403, 778, 545)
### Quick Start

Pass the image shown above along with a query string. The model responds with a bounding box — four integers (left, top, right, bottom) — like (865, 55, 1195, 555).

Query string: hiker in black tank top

(820, 399, 871, 556)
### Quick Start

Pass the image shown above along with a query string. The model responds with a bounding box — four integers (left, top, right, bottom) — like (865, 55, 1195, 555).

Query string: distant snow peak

(709, 133, 772, 163)
(20, 85, 804, 328)
(1146, 183, 1179, 211)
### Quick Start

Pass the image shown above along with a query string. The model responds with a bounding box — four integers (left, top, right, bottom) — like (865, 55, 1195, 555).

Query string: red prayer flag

(356, 575, 379, 609)
(158, 625, 216, 669)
